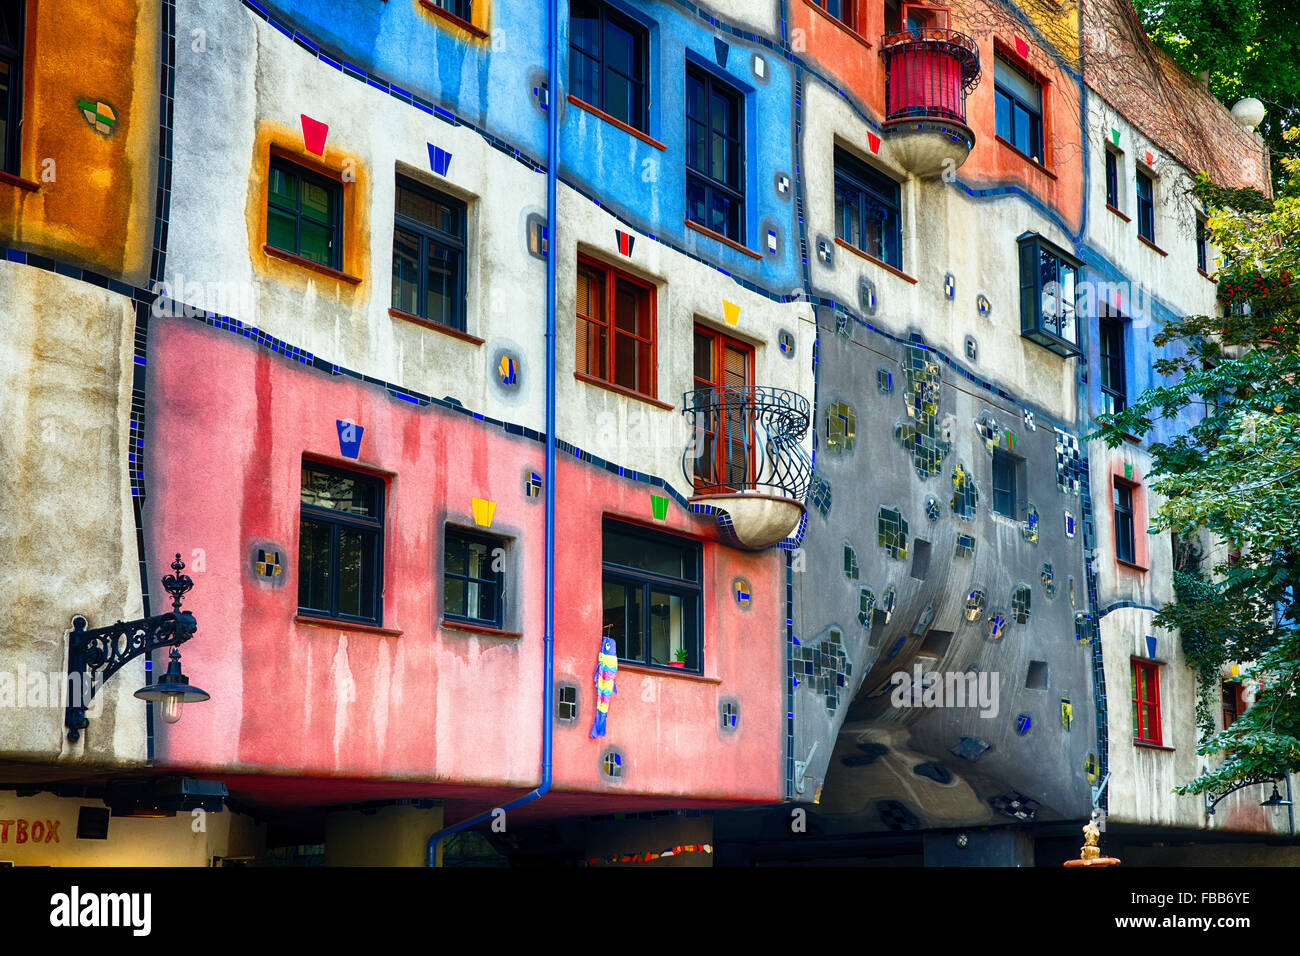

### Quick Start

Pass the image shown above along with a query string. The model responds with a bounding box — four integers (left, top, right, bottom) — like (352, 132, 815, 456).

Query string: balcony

(880, 28, 981, 178)
(682, 386, 812, 550)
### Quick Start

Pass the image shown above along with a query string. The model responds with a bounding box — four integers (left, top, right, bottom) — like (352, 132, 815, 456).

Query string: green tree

(1091, 130, 1300, 797)
(1134, 0, 1300, 183)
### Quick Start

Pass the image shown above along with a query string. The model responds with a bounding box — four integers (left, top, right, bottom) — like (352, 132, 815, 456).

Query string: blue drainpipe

(425, 0, 559, 866)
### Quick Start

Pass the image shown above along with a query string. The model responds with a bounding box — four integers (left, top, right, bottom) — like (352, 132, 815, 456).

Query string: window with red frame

(1132, 659, 1162, 744)
(1222, 681, 1247, 729)
(576, 257, 656, 398)
(692, 325, 754, 493)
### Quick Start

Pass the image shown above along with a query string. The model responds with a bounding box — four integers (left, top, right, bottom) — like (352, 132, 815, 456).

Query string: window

(299, 463, 384, 624)
(392, 175, 467, 331)
(812, 0, 855, 29)
(443, 527, 505, 629)
(1018, 233, 1082, 356)
(834, 146, 902, 269)
(693, 325, 754, 491)
(1104, 150, 1119, 209)
(1136, 168, 1155, 242)
(429, 0, 471, 18)
(569, 0, 649, 132)
(601, 520, 702, 671)
(992, 449, 1017, 518)
(268, 157, 342, 269)
(686, 64, 744, 243)
(0, 1, 23, 176)
(1114, 480, 1136, 565)
(1222, 681, 1246, 729)
(994, 55, 1043, 164)
(557, 684, 579, 722)
(576, 256, 656, 397)
(1098, 317, 1126, 416)
(1197, 217, 1209, 273)
(1131, 659, 1162, 744)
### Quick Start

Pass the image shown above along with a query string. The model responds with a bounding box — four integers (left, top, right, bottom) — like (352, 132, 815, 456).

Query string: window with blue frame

(601, 519, 702, 671)
(834, 145, 902, 269)
(299, 463, 384, 625)
(1137, 168, 1155, 241)
(568, 0, 649, 132)
(392, 175, 467, 331)
(994, 55, 1043, 164)
(1018, 233, 1082, 356)
(443, 527, 506, 629)
(685, 64, 744, 243)
(0, 1, 23, 176)
(268, 157, 343, 269)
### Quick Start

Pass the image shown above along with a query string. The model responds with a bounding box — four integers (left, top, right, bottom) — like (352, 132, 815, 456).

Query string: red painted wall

(144, 316, 784, 810)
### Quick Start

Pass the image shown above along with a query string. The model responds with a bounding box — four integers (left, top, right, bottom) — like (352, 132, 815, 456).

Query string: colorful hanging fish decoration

(591, 635, 619, 739)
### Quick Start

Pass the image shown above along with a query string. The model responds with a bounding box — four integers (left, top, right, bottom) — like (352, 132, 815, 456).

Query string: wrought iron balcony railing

(682, 385, 812, 502)
(881, 27, 981, 125)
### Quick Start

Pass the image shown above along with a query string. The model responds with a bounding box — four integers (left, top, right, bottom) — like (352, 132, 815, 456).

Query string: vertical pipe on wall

(425, 0, 559, 866)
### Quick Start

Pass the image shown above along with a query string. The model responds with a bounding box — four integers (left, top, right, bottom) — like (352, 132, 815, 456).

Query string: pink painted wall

(144, 316, 784, 807)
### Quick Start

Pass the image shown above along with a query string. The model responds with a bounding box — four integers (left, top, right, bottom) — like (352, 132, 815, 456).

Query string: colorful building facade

(0, 0, 1295, 866)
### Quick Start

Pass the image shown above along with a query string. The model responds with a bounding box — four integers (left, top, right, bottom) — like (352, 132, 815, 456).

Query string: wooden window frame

(575, 254, 658, 401)
(1131, 658, 1162, 745)
(692, 323, 756, 493)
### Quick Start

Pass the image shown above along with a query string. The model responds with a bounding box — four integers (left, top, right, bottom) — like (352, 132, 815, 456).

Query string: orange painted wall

(790, 0, 886, 118)
(0, 0, 159, 284)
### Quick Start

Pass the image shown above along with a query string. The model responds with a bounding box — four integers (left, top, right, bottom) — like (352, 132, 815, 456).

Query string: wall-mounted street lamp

(65, 554, 209, 742)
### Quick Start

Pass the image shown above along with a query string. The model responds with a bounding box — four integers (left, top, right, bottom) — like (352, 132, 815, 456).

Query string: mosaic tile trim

(1021, 503, 1039, 543)
(949, 463, 978, 519)
(843, 542, 859, 580)
(1012, 584, 1032, 624)
(955, 533, 976, 559)
(1041, 563, 1055, 597)
(793, 627, 853, 714)
(858, 588, 876, 627)
(925, 495, 940, 522)
(989, 791, 1039, 822)
(1055, 428, 1082, 494)
(894, 345, 950, 478)
(975, 410, 1001, 453)
(879, 587, 896, 626)
(877, 800, 919, 831)
(986, 610, 1008, 641)
(825, 401, 856, 453)
(964, 588, 986, 621)
(876, 506, 909, 560)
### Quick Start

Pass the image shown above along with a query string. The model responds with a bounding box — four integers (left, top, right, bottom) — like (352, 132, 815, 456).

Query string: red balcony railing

(881, 28, 981, 125)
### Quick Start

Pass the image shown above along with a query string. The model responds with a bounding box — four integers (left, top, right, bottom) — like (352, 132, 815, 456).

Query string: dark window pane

(267, 207, 298, 256)
(337, 527, 377, 618)
(301, 467, 380, 516)
(392, 226, 421, 314)
(298, 518, 332, 614)
(602, 526, 696, 579)
(602, 580, 643, 661)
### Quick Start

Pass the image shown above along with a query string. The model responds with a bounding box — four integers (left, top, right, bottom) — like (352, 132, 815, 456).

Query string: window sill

(440, 618, 523, 639)
(567, 96, 666, 151)
(418, 0, 489, 39)
(295, 614, 402, 637)
(619, 662, 722, 684)
(1138, 234, 1167, 257)
(0, 170, 40, 192)
(1116, 558, 1149, 573)
(1132, 739, 1174, 752)
(994, 135, 1057, 179)
(684, 219, 763, 260)
(1105, 203, 1131, 223)
(574, 371, 675, 410)
(833, 237, 917, 284)
(802, 0, 872, 50)
(263, 245, 362, 284)
(1197, 268, 1214, 281)
(389, 307, 484, 344)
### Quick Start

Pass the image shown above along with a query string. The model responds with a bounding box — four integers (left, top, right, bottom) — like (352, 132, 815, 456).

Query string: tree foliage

(1134, 0, 1300, 183)
(1090, 131, 1300, 796)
